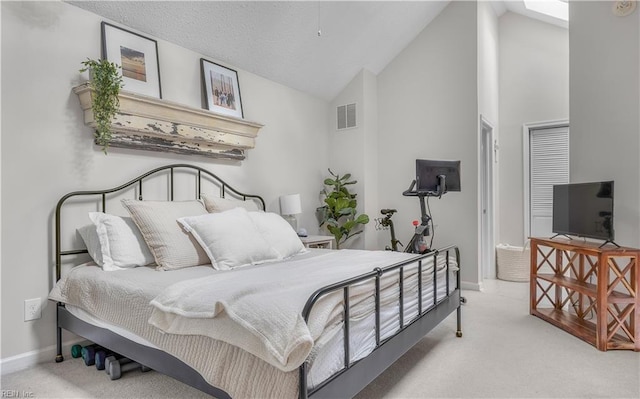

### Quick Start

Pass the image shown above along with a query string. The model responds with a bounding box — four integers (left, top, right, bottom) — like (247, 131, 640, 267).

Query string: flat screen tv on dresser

(552, 181, 614, 242)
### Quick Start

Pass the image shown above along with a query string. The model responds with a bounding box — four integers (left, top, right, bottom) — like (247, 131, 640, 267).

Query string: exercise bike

(403, 174, 447, 253)
(379, 175, 448, 254)
(376, 208, 402, 251)
(379, 174, 466, 309)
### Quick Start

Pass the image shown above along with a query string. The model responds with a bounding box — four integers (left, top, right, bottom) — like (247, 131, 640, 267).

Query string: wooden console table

(530, 237, 640, 351)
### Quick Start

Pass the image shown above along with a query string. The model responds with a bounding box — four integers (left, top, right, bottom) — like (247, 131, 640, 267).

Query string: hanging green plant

(79, 58, 124, 153)
(320, 169, 370, 249)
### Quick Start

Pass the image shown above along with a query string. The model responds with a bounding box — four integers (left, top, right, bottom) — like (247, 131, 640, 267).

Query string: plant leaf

(326, 218, 339, 227)
(335, 197, 351, 211)
(343, 220, 356, 230)
(327, 225, 343, 241)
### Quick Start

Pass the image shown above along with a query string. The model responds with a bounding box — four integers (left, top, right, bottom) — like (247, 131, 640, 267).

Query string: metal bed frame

(54, 164, 463, 399)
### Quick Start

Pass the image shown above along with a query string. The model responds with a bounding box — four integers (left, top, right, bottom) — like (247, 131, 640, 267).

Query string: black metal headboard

(55, 164, 265, 281)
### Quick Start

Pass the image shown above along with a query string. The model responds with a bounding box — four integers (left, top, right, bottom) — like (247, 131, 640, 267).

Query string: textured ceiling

(69, 1, 449, 101)
(68, 1, 566, 101)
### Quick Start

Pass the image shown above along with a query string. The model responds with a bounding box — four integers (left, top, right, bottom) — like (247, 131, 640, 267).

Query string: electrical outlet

(24, 298, 42, 321)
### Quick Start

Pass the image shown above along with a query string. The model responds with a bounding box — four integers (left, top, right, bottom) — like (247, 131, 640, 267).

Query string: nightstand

(300, 235, 335, 249)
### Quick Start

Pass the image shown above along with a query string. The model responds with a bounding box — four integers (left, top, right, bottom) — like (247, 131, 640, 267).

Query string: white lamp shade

(280, 194, 302, 215)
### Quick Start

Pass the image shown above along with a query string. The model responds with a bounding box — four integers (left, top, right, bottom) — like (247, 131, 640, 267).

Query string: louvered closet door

(530, 126, 569, 237)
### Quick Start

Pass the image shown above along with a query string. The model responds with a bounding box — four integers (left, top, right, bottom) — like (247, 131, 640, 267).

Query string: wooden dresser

(529, 237, 640, 351)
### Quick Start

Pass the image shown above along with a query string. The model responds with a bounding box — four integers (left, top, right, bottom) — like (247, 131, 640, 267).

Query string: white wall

(478, 2, 500, 126)
(1, 1, 328, 363)
(377, 1, 479, 287)
(361, 70, 379, 250)
(498, 12, 569, 246)
(477, 1, 500, 278)
(327, 69, 378, 250)
(569, 1, 640, 247)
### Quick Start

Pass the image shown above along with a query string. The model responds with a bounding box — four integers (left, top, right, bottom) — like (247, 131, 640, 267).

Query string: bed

(51, 164, 463, 398)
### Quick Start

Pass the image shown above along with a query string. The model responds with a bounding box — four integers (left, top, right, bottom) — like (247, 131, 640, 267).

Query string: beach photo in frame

(201, 59, 243, 118)
(101, 22, 162, 98)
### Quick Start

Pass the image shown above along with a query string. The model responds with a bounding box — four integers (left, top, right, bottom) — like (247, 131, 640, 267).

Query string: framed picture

(200, 59, 243, 118)
(101, 22, 162, 98)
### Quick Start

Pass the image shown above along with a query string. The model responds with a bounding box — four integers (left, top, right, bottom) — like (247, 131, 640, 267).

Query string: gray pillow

(122, 199, 210, 270)
(201, 193, 261, 213)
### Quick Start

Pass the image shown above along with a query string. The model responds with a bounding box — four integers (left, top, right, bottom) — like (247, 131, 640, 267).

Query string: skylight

(524, 0, 569, 22)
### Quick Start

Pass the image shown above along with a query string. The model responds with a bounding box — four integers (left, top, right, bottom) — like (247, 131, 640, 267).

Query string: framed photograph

(201, 59, 243, 118)
(101, 22, 162, 98)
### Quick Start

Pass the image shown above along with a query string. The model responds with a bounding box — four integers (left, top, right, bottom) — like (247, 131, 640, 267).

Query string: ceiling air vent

(337, 103, 357, 130)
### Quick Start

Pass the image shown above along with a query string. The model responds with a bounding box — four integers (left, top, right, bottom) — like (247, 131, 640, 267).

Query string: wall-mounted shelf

(73, 83, 264, 160)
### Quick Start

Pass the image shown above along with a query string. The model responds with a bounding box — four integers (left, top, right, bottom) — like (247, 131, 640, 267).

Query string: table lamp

(280, 194, 302, 232)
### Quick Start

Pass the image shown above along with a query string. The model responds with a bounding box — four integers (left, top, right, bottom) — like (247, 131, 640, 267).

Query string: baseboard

(461, 281, 482, 291)
(0, 338, 87, 376)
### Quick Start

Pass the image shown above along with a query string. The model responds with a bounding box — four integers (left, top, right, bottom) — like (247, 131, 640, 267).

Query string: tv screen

(552, 181, 614, 241)
(416, 159, 461, 193)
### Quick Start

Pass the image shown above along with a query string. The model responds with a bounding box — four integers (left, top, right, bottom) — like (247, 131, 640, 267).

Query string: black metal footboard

(298, 246, 462, 399)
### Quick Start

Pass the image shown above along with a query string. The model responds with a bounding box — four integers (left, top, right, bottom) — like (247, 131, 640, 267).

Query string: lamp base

(283, 214, 298, 232)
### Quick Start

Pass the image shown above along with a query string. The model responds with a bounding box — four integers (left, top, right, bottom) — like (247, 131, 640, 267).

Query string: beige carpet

(2, 280, 639, 398)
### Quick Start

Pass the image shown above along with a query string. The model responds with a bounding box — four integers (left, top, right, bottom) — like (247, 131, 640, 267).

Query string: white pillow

(122, 199, 210, 271)
(88, 212, 155, 271)
(178, 207, 279, 270)
(248, 212, 306, 259)
(77, 224, 104, 267)
(201, 193, 261, 213)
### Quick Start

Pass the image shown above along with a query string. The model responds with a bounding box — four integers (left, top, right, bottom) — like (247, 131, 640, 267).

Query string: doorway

(480, 116, 495, 279)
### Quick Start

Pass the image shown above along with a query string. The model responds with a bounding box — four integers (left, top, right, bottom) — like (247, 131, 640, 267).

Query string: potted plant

(320, 169, 370, 249)
(79, 58, 124, 153)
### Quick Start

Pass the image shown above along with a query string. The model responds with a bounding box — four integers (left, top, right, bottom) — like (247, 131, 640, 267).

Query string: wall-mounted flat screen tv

(416, 159, 461, 194)
(552, 181, 614, 241)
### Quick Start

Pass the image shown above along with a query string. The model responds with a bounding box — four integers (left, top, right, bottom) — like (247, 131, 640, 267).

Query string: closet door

(529, 126, 569, 237)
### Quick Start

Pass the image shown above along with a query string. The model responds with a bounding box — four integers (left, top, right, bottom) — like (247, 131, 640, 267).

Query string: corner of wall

(328, 69, 380, 250)
(568, 0, 640, 246)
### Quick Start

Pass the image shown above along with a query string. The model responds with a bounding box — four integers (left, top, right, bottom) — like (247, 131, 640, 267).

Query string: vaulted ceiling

(69, 1, 566, 101)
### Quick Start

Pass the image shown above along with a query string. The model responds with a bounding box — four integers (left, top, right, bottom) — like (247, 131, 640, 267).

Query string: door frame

(480, 115, 496, 280)
(522, 119, 569, 240)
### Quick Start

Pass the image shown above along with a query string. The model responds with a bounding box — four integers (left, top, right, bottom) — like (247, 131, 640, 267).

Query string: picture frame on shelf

(200, 58, 244, 119)
(101, 22, 162, 99)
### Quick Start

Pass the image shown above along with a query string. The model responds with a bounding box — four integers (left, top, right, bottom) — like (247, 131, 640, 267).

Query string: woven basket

(496, 243, 530, 282)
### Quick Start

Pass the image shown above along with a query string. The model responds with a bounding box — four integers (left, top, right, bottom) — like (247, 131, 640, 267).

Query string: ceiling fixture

(613, 1, 637, 17)
(524, 0, 569, 22)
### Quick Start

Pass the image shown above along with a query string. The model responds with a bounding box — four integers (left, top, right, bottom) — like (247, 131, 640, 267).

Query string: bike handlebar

(402, 176, 447, 198)
(402, 180, 417, 196)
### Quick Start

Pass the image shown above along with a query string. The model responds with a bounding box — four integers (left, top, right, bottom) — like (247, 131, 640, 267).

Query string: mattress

(50, 249, 457, 396)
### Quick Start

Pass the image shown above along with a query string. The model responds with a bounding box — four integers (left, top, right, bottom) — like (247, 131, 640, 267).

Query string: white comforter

(149, 249, 441, 372)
